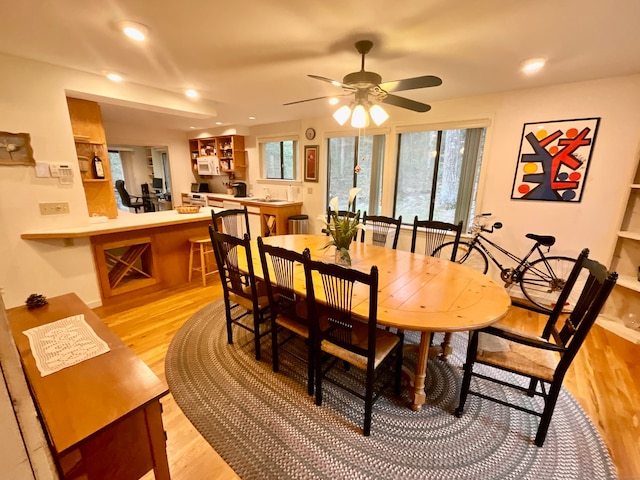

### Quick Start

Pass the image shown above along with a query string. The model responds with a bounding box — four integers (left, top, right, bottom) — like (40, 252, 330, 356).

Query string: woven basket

(175, 205, 201, 214)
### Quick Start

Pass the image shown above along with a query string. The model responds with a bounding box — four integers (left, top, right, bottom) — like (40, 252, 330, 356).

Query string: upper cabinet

(66, 97, 117, 219)
(189, 135, 246, 180)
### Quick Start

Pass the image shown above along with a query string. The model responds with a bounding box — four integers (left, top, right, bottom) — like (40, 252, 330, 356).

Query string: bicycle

(433, 213, 582, 312)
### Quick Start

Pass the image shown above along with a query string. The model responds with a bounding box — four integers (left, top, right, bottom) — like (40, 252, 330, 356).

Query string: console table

(7, 293, 171, 479)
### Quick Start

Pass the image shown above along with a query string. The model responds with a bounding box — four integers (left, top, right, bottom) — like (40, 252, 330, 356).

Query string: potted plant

(319, 187, 364, 266)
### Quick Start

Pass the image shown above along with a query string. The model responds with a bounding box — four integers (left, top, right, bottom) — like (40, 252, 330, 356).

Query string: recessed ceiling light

(106, 73, 123, 82)
(331, 81, 341, 87)
(328, 98, 339, 105)
(119, 21, 149, 42)
(521, 57, 547, 74)
(249, 116, 256, 120)
(185, 89, 198, 98)
(189, 126, 196, 129)
(215, 122, 222, 125)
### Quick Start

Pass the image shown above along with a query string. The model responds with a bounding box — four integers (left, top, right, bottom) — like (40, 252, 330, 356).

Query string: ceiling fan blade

(381, 93, 432, 113)
(283, 93, 350, 106)
(379, 75, 442, 93)
(308, 74, 357, 91)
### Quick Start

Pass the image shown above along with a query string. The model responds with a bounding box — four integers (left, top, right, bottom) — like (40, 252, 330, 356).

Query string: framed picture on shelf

(0, 131, 35, 166)
(304, 145, 318, 182)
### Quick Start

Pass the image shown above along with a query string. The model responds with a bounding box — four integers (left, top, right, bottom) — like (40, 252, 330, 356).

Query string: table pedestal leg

(410, 331, 431, 411)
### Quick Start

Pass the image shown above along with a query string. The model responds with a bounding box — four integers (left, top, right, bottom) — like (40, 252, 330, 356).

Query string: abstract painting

(511, 118, 600, 202)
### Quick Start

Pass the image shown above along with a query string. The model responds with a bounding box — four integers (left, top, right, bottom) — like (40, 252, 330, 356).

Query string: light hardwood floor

(94, 280, 640, 479)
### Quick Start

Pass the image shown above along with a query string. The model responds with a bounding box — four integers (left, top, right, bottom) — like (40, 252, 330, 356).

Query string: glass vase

(334, 246, 351, 267)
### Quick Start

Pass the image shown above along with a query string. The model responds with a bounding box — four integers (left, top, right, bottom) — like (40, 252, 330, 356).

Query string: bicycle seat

(526, 233, 556, 247)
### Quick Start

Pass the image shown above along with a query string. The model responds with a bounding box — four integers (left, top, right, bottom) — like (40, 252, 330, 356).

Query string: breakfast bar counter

(22, 208, 219, 306)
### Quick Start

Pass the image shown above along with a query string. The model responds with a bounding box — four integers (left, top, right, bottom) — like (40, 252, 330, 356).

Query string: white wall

(1, 49, 639, 308)
(246, 75, 640, 282)
(0, 53, 195, 308)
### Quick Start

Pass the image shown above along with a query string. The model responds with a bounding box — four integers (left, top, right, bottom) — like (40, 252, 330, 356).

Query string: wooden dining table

(248, 234, 511, 411)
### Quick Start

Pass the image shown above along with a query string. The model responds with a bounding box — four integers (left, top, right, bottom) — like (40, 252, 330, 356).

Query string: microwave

(196, 156, 220, 175)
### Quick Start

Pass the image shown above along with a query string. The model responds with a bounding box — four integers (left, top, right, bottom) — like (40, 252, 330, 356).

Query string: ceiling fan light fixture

(333, 105, 352, 125)
(369, 104, 389, 126)
(351, 104, 368, 128)
(328, 97, 339, 105)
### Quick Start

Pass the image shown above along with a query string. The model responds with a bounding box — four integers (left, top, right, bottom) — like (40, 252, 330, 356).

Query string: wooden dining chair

(304, 257, 404, 436)
(360, 213, 402, 249)
(211, 206, 251, 238)
(455, 248, 617, 446)
(411, 217, 464, 360)
(209, 226, 270, 360)
(257, 237, 314, 395)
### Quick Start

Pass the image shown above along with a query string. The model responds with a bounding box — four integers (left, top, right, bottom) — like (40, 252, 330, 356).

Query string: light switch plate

(39, 202, 70, 215)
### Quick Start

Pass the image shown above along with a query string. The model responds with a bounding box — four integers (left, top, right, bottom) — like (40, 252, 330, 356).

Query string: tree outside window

(327, 134, 385, 215)
(263, 140, 296, 180)
(394, 128, 485, 231)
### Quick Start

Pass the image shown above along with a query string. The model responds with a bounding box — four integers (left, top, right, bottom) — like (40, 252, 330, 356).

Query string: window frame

(392, 122, 488, 231)
(257, 134, 299, 181)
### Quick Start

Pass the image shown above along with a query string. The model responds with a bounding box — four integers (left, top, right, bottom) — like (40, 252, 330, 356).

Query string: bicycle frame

(467, 231, 550, 282)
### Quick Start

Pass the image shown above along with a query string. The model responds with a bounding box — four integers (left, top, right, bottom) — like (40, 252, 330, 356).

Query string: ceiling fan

(284, 40, 442, 120)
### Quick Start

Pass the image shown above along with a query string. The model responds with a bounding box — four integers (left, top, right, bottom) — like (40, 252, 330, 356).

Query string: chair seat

(477, 326, 559, 382)
(276, 314, 309, 338)
(321, 322, 401, 370)
(229, 291, 269, 312)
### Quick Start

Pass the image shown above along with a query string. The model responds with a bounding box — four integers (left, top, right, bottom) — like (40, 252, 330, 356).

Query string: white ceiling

(3, 0, 640, 131)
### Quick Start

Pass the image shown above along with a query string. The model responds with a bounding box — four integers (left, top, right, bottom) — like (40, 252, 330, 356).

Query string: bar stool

(188, 236, 216, 286)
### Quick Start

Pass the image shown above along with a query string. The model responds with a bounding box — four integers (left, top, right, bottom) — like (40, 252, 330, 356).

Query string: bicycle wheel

(520, 256, 584, 312)
(433, 241, 489, 274)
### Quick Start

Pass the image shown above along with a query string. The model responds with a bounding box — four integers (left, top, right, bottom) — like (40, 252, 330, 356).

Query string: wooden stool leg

(188, 241, 195, 283)
(200, 242, 207, 287)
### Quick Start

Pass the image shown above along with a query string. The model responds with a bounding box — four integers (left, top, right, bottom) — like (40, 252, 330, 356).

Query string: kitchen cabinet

(601, 155, 640, 342)
(188, 135, 246, 180)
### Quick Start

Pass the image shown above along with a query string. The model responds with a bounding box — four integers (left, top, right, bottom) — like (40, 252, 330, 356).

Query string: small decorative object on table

(318, 187, 364, 266)
(26, 293, 48, 309)
(175, 205, 201, 214)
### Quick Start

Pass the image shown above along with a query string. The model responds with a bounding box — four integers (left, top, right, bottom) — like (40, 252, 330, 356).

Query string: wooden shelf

(617, 275, 640, 292)
(82, 179, 110, 184)
(618, 231, 640, 241)
(188, 135, 246, 180)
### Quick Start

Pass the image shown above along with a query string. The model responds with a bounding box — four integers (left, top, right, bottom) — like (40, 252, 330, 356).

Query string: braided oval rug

(165, 300, 617, 480)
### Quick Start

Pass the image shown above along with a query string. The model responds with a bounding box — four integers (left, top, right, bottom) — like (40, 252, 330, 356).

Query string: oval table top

(255, 234, 511, 332)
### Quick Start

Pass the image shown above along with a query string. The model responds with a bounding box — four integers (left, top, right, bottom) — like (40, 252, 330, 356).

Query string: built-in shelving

(188, 135, 246, 180)
(601, 153, 640, 339)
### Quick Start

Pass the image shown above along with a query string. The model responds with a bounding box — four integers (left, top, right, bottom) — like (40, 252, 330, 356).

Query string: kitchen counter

(181, 193, 303, 236)
(21, 208, 219, 307)
(21, 207, 219, 240)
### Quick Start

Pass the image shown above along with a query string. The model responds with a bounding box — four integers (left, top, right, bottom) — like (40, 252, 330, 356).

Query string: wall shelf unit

(188, 135, 246, 180)
(602, 155, 640, 343)
(67, 98, 117, 219)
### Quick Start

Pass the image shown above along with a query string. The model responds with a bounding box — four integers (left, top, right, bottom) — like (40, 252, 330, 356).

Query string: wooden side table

(7, 293, 171, 479)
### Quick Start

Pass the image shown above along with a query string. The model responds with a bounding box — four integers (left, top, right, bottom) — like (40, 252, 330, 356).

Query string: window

(394, 127, 485, 230)
(261, 139, 297, 180)
(327, 134, 385, 215)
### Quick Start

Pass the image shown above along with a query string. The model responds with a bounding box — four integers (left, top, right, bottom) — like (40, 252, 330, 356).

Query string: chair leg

(224, 297, 234, 345)
(315, 344, 323, 406)
(253, 311, 262, 361)
(527, 378, 538, 397)
(535, 381, 562, 447)
(271, 321, 280, 373)
(363, 367, 375, 436)
(455, 332, 478, 417)
(394, 343, 403, 395)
